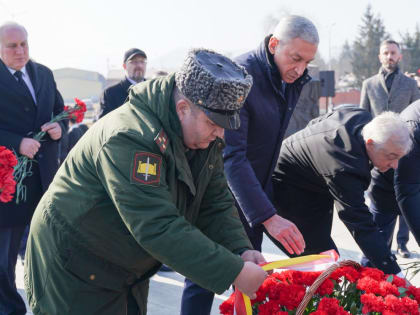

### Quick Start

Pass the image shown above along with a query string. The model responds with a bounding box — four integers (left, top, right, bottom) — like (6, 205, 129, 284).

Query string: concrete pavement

(17, 212, 419, 315)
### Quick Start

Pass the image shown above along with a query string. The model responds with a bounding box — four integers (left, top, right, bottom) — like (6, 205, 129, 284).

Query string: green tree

(331, 41, 353, 78)
(400, 25, 420, 73)
(351, 5, 389, 88)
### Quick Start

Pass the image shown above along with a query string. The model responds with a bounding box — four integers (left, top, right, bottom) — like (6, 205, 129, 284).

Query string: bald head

(0, 22, 29, 70)
(0, 22, 27, 45)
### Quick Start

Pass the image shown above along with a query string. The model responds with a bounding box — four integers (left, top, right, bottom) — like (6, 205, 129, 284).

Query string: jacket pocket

(63, 247, 132, 292)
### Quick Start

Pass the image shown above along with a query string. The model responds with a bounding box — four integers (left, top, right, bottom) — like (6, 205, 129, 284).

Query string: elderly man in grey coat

(360, 39, 420, 260)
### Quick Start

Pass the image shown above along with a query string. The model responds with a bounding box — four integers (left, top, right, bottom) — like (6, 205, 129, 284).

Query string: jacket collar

(254, 35, 311, 96)
(0, 59, 38, 104)
(379, 66, 399, 77)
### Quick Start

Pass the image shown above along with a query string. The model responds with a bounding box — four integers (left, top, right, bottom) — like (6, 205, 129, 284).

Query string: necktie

(14, 70, 35, 104)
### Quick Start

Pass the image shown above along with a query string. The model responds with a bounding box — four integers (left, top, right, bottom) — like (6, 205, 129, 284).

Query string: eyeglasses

(127, 59, 147, 65)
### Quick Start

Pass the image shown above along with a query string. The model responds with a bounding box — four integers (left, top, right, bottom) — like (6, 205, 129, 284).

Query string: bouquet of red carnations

(220, 258, 420, 315)
(0, 146, 18, 203)
(13, 98, 86, 204)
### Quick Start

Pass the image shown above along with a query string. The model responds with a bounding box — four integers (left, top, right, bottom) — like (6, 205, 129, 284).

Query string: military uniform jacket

(360, 68, 420, 116)
(26, 74, 251, 312)
(274, 107, 400, 274)
(394, 100, 420, 245)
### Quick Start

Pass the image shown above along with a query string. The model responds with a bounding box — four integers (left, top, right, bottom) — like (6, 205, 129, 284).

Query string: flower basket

(220, 254, 420, 315)
(295, 260, 361, 315)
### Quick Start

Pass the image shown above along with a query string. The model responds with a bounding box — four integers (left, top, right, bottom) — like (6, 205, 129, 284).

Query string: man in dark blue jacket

(365, 100, 420, 259)
(180, 15, 318, 315)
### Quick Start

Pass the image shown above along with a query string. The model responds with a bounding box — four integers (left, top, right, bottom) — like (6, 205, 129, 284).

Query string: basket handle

(295, 260, 361, 315)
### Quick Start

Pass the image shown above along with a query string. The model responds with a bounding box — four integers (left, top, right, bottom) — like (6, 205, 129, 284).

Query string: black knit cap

(123, 48, 147, 63)
(175, 48, 253, 130)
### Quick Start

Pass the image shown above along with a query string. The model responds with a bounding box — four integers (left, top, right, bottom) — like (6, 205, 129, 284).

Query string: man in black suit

(99, 48, 147, 118)
(0, 22, 66, 315)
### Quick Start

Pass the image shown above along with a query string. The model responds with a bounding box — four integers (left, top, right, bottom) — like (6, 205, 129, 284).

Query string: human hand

(262, 214, 305, 255)
(19, 137, 41, 159)
(41, 122, 62, 140)
(233, 261, 267, 299)
(241, 250, 267, 265)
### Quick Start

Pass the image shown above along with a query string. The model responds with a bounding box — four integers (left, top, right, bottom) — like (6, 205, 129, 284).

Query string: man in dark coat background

(0, 22, 66, 315)
(272, 107, 411, 278)
(180, 15, 319, 315)
(99, 48, 147, 118)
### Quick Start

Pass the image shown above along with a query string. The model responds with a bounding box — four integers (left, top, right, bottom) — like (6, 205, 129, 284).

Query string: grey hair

(272, 15, 319, 45)
(0, 22, 28, 46)
(362, 111, 412, 154)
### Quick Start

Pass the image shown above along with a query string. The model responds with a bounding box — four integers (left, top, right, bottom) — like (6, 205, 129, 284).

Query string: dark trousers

(18, 226, 29, 261)
(360, 205, 398, 267)
(397, 216, 410, 246)
(0, 226, 27, 315)
(180, 279, 215, 315)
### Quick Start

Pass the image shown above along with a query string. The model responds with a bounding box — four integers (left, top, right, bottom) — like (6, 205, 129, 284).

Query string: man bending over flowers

(25, 48, 267, 315)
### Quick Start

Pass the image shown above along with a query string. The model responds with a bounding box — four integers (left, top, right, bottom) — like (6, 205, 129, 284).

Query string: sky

(1, 0, 420, 76)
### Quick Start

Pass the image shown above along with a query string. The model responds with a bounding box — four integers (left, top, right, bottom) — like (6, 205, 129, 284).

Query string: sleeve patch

(131, 152, 162, 186)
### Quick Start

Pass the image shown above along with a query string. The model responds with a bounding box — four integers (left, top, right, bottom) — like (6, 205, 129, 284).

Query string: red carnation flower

(0, 146, 17, 203)
(358, 276, 381, 295)
(316, 278, 334, 296)
(330, 266, 361, 283)
(378, 280, 400, 297)
(219, 293, 234, 315)
(316, 297, 350, 315)
(407, 286, 420, 304)
(361, 293, 385, 314)
(360, 267, 385, 281)
(0, 174, 16, 203)
(387, 274, 408, 288)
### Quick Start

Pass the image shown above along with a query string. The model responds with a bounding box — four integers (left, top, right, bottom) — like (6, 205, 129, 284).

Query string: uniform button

(89, 274, 96, 281)
(288, 107, 292, 110)
(38, 154, 43, 158)
(208, 164, 214, 170)
(383, 261, 388, 265)
(24, 107, 30, 112)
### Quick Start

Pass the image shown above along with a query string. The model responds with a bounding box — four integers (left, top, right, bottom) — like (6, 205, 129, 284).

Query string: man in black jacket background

(272, 106, 411, 277)
(100, 48, 147, 118)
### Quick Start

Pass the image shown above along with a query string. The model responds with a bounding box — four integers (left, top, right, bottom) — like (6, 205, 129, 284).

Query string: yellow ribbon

(242, 254, 331, 315)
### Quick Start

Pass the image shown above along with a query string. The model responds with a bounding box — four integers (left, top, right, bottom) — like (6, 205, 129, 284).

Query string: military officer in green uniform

(25, 49, 268, 315)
